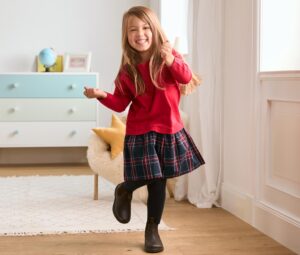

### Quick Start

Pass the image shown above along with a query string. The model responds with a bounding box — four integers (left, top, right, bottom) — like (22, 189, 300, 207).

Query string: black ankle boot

(112, 183, 132, 224)
(144, 217, 164, 253)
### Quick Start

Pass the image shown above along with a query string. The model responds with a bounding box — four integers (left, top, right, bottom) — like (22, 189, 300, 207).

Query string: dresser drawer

(0, 74, 97, 98)
(0, 99, 96, 121)
(0, 122, 96, 147)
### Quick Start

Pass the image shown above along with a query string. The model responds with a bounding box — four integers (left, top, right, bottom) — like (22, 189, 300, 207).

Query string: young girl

(84, 6, 205, 253)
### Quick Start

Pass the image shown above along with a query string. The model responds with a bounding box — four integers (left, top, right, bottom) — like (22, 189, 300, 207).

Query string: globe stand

(44, 66, 51, 72)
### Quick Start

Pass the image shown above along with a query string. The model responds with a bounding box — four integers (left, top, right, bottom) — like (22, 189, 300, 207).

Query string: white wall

(221, 0, 300, 253)
(0, 0, 149, 126)
(222, 0, 255, 202)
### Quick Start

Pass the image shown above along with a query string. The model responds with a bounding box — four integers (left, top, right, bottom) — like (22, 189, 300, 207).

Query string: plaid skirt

(123, 128, 205, 181)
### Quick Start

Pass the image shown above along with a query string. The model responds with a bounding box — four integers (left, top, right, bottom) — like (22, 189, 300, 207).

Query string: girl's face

(127, 15, 153, 61)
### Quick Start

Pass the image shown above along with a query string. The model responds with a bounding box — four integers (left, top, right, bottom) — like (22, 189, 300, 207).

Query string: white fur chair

(87, 110, 189, 202)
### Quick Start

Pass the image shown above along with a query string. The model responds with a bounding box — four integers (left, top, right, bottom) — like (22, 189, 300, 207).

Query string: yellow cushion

(92, 114, 126, 159)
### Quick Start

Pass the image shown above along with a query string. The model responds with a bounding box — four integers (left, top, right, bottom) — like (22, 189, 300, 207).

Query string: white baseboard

(221, 182, 254, 224)
(221, 182, 300, 254)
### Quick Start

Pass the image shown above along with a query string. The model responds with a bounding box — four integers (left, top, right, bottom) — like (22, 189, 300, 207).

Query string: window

(260, 0, 300, 71)
(160, 0, 188, 54)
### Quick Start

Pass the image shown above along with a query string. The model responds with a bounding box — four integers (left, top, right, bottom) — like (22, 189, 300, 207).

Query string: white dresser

(0, 73, 99, 148)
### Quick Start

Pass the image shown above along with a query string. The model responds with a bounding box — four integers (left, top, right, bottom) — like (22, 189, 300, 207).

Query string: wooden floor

(0, 164, 296, 255)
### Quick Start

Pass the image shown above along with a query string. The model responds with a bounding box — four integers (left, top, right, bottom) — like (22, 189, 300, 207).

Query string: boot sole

(144, 246, 164, 253)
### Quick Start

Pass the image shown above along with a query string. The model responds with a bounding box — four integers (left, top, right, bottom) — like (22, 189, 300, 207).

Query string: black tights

(123, 178, 167, 225)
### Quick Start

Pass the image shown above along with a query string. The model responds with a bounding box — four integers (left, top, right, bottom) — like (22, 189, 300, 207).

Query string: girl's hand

(83, 87, 107, 99)
(161, 41, 175, 66)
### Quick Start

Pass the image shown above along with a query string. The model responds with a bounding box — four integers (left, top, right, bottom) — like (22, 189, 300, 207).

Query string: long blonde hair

(116, 6, 201, 96)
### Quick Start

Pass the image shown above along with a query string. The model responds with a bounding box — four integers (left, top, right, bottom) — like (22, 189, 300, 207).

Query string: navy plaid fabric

(123, 128, 205, 181)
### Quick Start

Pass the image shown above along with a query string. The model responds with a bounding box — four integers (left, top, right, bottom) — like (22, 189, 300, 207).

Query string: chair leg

(166, 179, 174, 198)
(94, 174, 99, 200)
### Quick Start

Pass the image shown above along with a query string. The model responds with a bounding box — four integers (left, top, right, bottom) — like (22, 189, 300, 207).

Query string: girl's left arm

(167, 50, 192, 84)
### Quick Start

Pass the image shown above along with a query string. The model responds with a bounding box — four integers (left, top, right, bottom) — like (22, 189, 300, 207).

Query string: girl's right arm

(84, 79, 133, 113)
(99, 88, 132, 113)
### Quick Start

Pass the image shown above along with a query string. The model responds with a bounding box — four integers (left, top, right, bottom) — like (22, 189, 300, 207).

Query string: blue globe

(38, 48, 57, 68)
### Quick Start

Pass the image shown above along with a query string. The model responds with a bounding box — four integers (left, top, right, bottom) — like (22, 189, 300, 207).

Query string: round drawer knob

(69, 84, 77, 90)
(10, 106, 19, 113)
(70, 130, 77, 136)
(69, 107, 77, 114)
(11, 130, 19, 136)
(10, 83, 19, 89)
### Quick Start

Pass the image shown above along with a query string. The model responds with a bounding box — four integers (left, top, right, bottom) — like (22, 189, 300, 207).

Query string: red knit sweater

(99, 51, 192, 135)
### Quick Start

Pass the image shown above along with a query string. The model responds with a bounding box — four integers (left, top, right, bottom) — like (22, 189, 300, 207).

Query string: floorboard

(0, 164, 296, 255)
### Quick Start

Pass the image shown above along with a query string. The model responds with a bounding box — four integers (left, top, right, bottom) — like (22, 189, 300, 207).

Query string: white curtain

(174, 0, 223, 208)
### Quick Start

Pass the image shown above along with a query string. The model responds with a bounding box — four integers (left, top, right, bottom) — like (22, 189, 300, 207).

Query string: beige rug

(0, 175, 171, 236)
